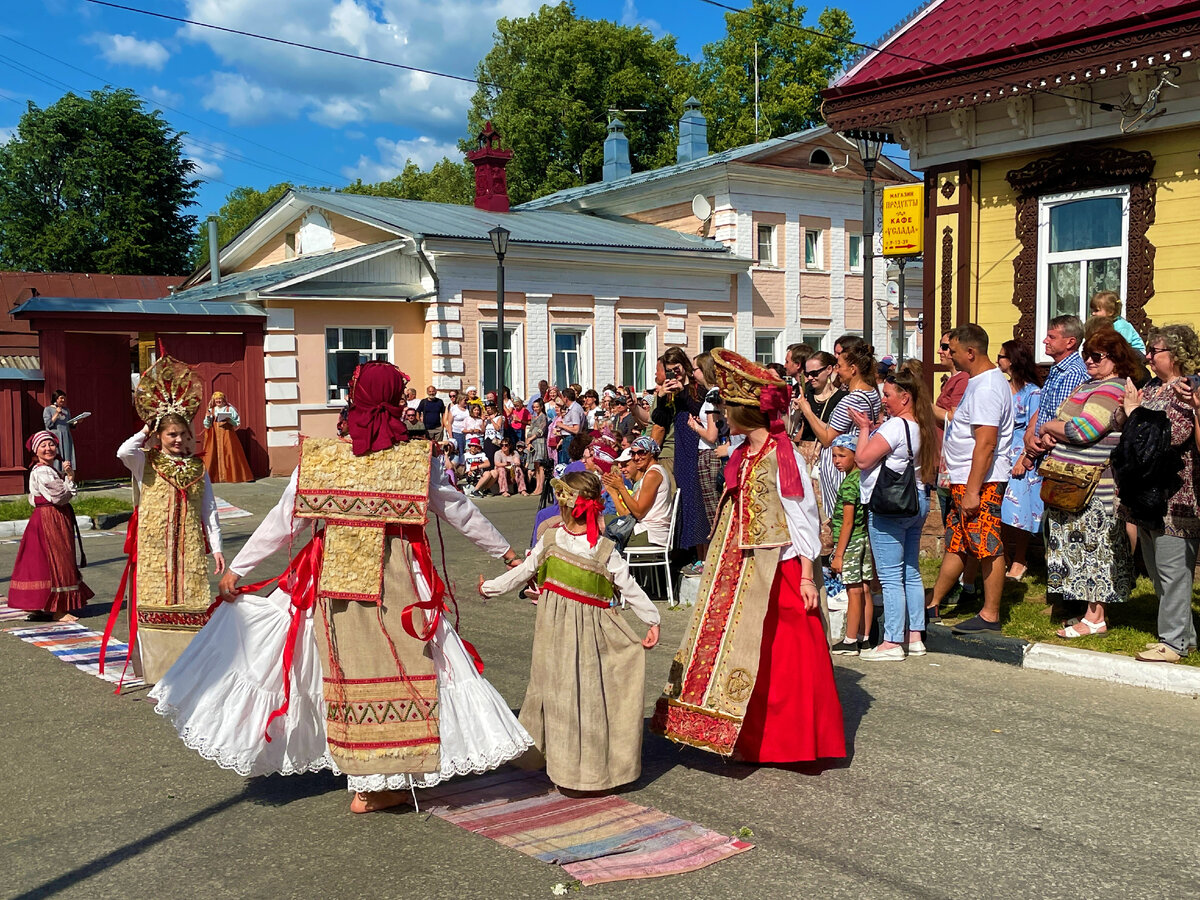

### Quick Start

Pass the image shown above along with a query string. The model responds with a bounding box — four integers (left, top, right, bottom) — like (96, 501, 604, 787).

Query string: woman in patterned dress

(997, 340, 1044, 580)
(1039, 326, 1141, 638)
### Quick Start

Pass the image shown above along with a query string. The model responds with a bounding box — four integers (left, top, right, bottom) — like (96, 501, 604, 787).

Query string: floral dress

(1001, 383, 1044, 533)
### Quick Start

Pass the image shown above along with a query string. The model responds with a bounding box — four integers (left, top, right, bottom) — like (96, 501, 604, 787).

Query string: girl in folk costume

(149, 362, 532, 814)
(109, 358, 224, 684)
(201, 390, 254, 483)
(478, 472, 660, 793)
(8, 430, 93, 621)
(652, 349, 845, 764)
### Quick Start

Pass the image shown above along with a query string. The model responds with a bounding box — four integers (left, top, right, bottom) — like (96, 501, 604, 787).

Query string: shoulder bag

(1039, 456, 1103, 513)
(869, 420, 920, 518)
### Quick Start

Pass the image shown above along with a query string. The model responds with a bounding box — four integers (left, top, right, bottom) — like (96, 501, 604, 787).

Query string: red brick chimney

(467, 121, 514, 212)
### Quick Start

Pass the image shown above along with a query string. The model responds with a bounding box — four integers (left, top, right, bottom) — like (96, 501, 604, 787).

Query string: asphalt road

(2, 480, 1198, 900)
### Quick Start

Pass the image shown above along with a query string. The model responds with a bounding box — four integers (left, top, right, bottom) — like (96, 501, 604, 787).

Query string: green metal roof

(290, 191, 728, 253)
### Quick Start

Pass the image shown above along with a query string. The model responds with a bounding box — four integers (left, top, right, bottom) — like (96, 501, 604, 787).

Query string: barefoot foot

(350, 790, 408, 814)
(51, 612, 79, 623)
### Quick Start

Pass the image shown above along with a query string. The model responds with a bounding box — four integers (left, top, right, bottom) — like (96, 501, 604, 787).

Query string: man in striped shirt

(1024, 315, 1088, 459)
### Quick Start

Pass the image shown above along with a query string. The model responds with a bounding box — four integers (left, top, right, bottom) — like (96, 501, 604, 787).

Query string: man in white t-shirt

(929, 323, 1014, 634)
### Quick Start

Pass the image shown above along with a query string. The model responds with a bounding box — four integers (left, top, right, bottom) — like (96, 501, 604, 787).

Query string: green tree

(191, 182, 293, 268)
(466, 2, 700, 204)
(343, 157, 474, 205)
(0, 88, 199, 274)
(700, 0, 855, 151)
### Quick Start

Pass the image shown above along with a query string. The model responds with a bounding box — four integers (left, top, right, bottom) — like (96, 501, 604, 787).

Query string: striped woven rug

(415, 769, 752, 885)
(1, 603, 142, 687)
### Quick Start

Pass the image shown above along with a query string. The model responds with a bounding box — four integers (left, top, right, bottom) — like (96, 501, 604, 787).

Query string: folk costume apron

(293, 436, 444, 778)
(136, 450, 212, 683)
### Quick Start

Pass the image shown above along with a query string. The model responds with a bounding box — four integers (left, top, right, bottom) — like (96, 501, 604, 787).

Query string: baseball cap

(616, 448, 634, 463)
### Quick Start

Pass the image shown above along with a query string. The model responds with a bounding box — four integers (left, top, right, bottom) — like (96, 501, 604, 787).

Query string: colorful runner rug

(0, 605, 143, 687)
(414, 769, 752, 885)
(214, 496, 252, 520)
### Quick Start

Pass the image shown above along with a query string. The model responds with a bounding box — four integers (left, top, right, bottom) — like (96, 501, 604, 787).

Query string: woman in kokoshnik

(149, 361, 533, 815)
(7, 430, 93, 621)
(479, 470, 660, 793)
(652, 348, 846, 765)
(106, 357, 224, 685)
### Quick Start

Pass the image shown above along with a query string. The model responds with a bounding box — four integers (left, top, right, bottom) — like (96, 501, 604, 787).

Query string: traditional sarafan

(149, 361, 532, 814)
(652, 349, 845, 763)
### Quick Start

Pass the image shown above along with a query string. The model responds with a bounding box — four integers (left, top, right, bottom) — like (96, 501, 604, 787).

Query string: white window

(848, 233, 863, 271)
(754, 331, 781, 366)
(700, 328, 733, 353)
(802, 329, 828, 352)
(805, 229, 823, 269)
(756, 224, 776, 266)
(480, 324, 523, 398)
(620, 327, 654, 390)
(552, 327, 591, 390)
(1036, 186, 1129, 357)
(326, 327, 390, 402)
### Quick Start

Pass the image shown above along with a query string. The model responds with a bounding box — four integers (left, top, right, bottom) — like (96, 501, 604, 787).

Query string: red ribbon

(571, 496, 604, 547)
(723, 418, 806, 499)
(400, 524, 484, 674)
(99, 508, 139, 693)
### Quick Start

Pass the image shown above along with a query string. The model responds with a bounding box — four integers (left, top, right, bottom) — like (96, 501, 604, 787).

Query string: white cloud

(147, 85, 184, 109)
(621, 0, 664, 38)
(86, 33, 171, 70)
(0, 126, 15, 145)
(183, 138, 226, 181)
(342, 135, 462, 181)
(181, 0, 539, 141)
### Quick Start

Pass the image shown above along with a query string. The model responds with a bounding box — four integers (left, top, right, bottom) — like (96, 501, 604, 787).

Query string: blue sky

(0, 1, 910, 218)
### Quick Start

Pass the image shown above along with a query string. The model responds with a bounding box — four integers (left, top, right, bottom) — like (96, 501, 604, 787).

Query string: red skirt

(7, 503, 94, 614)
(734, 557, 846, 763)
(202, 422, 254, 483)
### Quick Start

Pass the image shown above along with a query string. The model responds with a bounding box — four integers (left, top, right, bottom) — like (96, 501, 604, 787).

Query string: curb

(0, 515, 97, 538)
(926, 623, 1200, 697)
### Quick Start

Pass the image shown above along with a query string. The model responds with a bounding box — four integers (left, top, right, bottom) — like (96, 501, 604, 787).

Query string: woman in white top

(686, 352, 724, 568)
(7, 430, 93, 620)
(602, 436, 673, 547)
(849, 369, 939, 661)
(446, 396, 473, 463)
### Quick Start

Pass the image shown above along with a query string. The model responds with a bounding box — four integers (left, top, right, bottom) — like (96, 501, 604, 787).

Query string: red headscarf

(722, 381, 806, 498)
(345, 362, 409, 456)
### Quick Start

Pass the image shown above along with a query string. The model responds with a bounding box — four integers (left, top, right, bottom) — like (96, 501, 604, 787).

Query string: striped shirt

(1046, 377, 1124, 512)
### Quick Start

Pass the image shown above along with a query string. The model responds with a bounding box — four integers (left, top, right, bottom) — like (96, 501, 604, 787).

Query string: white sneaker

(859, 644, 905, 661)
(906, 641, 927, 657)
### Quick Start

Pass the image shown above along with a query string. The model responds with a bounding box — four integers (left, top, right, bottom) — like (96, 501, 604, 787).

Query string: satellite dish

(692, 194, 712, 222)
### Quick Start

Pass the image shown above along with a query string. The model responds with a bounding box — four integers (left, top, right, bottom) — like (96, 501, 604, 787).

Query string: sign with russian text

(881, 184, 923, 256)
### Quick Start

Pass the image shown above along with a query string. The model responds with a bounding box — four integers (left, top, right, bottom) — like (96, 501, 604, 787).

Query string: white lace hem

(340, 733, 534, 793)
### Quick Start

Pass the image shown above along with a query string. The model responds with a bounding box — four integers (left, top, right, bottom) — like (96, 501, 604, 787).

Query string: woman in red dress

(652, 349, 844, 764)
(7, 430, 93, 621)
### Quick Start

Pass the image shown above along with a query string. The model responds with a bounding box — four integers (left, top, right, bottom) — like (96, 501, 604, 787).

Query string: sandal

(1057, 617, 1107, 638)
(1005, 564, 1028, 581)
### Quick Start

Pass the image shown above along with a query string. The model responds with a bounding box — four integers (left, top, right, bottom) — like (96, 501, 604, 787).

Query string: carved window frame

(1006, 147, 1155, 350)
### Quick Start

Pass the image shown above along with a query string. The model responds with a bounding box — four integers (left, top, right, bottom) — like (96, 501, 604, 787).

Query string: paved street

(2, 480, 1199, 899)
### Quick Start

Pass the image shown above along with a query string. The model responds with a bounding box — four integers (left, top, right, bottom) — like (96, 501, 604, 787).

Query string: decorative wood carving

(949, 108, 976, 148)
(940, 226, 954, 336)
(940, 179, 956, 200)
(1060, 85, 1092, 129)
(1006, 95, 1034, 139)
(896, 117, 927, 156)
(1006, 145, 1156, 346)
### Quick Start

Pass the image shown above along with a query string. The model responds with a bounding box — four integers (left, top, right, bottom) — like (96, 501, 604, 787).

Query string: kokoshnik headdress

(135, 356, 204, 430)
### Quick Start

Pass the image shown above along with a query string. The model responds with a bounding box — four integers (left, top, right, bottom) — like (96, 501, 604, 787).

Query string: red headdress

(345, 362, 410, 456)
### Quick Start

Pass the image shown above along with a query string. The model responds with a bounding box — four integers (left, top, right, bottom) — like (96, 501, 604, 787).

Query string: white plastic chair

(622, 489, 681, 607)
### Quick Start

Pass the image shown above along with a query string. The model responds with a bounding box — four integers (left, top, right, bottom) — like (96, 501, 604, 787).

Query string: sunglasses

(804, 366, 830, 378)
(996, 354, 1008, 360)
(1145, 347, 1168, 358)
(631, 448, 649, 456)
(1084, 351, 1109, 363)
(939, 343, 951, 351)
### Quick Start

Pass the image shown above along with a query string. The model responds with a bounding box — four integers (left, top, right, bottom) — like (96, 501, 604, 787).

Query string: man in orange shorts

(927, 324, 1015, 633)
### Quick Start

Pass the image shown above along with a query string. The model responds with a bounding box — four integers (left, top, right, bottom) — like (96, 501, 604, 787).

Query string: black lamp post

(851, 132, 884, 347)
(488, 225, 511, 400)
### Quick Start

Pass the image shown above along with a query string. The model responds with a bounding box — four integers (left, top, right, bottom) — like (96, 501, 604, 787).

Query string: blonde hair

(1090, 290, 1122, 317)
(560, 470, 601, 501)
(1146, 323, 1200, 376)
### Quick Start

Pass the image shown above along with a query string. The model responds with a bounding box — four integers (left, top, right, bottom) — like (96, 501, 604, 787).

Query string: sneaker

(830, 640, 860, 656)
(860, 644, 906, 661)
(1136, 642, 1183, 663)
(906, 640, 928, 656)
(951, 614, 1002, 634)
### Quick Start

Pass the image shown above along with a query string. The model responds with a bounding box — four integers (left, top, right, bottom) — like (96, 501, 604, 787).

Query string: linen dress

(42, 405, 76, 470)
(149, 457, 533, 792)
(480, 525, 660, 791)
(1001, 384, 1044, 533)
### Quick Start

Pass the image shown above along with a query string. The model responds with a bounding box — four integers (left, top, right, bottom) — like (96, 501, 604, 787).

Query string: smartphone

(1188, 374, 1200, 391)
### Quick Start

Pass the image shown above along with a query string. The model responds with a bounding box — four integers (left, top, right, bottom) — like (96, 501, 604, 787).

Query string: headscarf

(27, 430, 58, 454)
(345, 362, 409, 457)
(831, 433, 858, 451)
(632, 435, 660, 456)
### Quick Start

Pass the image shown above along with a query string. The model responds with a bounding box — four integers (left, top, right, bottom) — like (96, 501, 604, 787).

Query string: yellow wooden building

(822, 0, 1200, 364)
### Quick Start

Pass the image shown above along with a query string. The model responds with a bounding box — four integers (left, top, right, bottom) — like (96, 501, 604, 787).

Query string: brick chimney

(467, 121, 514, 212)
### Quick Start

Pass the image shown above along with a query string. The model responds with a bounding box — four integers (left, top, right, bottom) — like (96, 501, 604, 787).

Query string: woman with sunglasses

(1038, 325, 1141, 639)
(793, 351, 845, 468)
(998, 340, 1045, 580)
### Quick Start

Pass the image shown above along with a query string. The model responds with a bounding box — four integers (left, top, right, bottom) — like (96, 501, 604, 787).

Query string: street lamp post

(488, 225, 511, 401)
(851, 132, 884, 348)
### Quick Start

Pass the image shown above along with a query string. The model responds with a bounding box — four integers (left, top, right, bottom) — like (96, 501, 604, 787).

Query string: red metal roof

(0, 272, 184, 309)
(835, 0, 1200, 90)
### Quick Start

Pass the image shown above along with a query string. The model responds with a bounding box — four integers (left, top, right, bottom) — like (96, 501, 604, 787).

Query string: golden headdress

(711, 347, 787, 409)
(135, 356, 204, 429)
